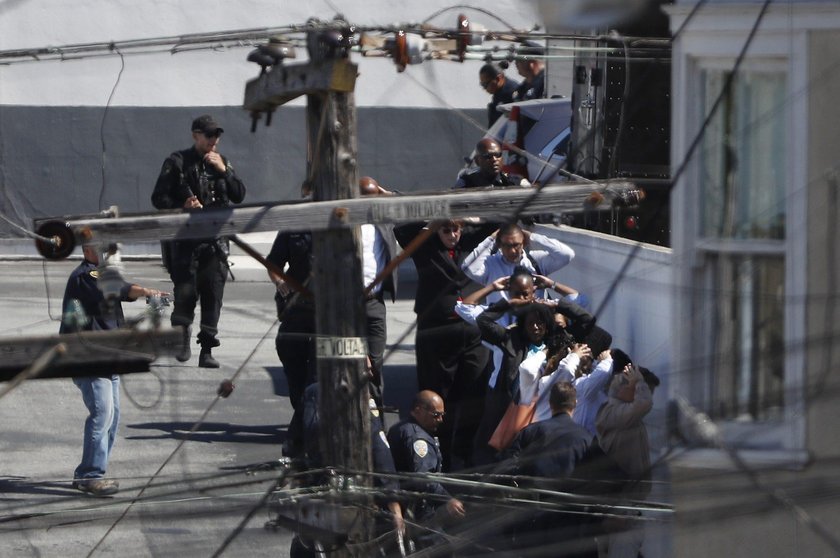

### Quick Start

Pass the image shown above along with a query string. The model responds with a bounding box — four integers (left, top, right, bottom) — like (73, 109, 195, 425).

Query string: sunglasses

(202, 131, 222, 139)
(425, 407, 445, 419)
(479, 151, 503, 160)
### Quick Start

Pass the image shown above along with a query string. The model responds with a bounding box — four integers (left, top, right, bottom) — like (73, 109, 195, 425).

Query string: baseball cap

(191, 115, 224, 135)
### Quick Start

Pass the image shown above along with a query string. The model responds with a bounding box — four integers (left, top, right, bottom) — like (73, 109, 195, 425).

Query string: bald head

(475, 138, 503, 177)
(359, 176, 380, 196)
(414, 390, 441, 409)
(411, 390, 445, 433)
(477, 138, 501, 154)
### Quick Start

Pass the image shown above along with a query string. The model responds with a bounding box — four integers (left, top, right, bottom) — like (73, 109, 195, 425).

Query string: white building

(667, 1, 840, 556)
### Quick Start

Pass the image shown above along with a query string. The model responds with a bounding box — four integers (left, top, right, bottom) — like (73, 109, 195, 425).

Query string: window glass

(699, 69, 787, 240)
(706, 253, 785, 421)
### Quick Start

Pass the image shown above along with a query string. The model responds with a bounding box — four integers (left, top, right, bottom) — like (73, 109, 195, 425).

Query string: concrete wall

(538, 224, 672, 446)
(804, 30, 840, 458)
(0, 0, 575, 240)
(0, 104, 484, 232)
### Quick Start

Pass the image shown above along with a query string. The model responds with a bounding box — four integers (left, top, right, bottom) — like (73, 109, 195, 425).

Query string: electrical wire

(97, 47, 126, 212)
(84, 317, 279, 557)
(5, 3, 837, 555)
(120, 368, 165, 410)
(0, 20, 676, 66)
(420, 4, 523, 31)
(0, 211, 55, 244)
(42, 259, 62, 321)
(209, 465, 291, 558)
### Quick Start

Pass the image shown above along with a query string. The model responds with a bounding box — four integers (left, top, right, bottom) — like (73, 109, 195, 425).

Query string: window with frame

(695, 64, 788, 423)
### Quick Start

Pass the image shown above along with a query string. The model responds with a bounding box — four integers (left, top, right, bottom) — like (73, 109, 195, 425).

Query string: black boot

(199, 348, 219, 368)
(175, 326, 192, 362)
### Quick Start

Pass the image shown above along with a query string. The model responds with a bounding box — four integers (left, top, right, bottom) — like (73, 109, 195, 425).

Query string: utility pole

(306, 35, 374, 555)
(241, 23, 373, 555)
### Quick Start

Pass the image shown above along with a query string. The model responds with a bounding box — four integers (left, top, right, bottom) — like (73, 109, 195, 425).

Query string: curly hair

(513, 302, 556, 342)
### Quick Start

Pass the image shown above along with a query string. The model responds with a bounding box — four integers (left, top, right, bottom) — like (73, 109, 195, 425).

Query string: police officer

(514, 42, 546, 102)
(500, 382, 599, 555)
(151, 115, 246, 368)
(267, 226, 316, 457)
(387, 390, 465, 548)
(454, 138, 526, 189)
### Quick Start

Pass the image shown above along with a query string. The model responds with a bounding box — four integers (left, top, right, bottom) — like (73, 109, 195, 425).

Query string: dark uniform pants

(275, 305, 317, 453)
(169, 240, 227, 348)
(365, 296, 387, 403)
(416, 320, 489, 470)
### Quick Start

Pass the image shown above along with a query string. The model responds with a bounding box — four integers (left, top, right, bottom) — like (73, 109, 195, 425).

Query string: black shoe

(197, 336, 221, 349)
(199, 349, 219, 368)
(73, 478, 119, 497)
(176, 326, 192, 362)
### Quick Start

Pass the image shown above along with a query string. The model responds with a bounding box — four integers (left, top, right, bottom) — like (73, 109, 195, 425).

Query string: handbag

(488, 401, 536, 451)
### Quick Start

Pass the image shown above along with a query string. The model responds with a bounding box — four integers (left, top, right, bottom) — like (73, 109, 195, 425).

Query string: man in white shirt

(359, 177, 398, 392)
(461, 223, 574, 305)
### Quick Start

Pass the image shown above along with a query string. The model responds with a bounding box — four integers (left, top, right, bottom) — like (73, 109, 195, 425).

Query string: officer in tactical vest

(151, 115, 246, 368)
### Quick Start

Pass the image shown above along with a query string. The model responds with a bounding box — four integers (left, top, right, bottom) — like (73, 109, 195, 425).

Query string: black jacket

(488, 77, 520, 126)
(503, 412, 593, 480)
(476, 300, 535, 402)
(151, 146, 245, 211)
(515, 69, 545, 101)
(456, 167, 519, 189)
(394, 221, 496, 327)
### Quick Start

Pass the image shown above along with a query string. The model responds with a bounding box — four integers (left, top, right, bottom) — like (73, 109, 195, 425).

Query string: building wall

(0, 0, 568, 238)
(805, 30, 840, 458)
(539, 225, 672, 445)
(0, 104, 484, 226)
(669, 6, 840, 558)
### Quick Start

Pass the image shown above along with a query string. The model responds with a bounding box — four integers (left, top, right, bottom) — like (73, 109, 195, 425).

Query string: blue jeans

(73, 375, 120, 479)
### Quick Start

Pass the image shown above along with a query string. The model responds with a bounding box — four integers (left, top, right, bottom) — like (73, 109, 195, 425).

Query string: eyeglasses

(425, 407, 445, 419)
(479, 151, 503, 160)
(500, 242, 523, 250)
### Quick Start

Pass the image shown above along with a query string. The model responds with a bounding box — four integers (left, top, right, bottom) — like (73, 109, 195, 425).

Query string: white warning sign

(369, 199, 450, 223)
(316, 336, 368, 359)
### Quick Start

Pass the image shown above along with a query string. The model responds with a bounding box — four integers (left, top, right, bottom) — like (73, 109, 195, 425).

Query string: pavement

(0, 256, 420, 558)
(0, 241, 672, 557)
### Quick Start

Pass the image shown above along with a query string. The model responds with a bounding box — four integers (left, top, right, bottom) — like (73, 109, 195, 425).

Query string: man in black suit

(394, 218, 497, 470)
